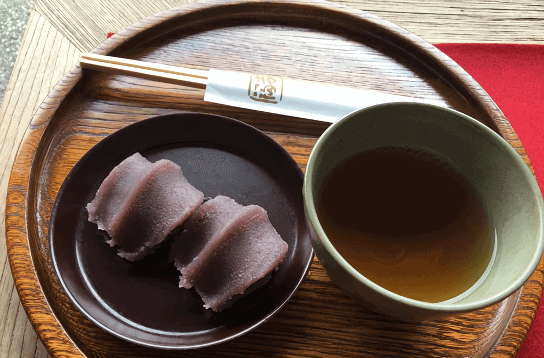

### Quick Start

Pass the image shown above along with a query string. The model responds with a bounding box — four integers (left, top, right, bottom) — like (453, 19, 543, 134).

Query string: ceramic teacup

(302, 102, 543, 320)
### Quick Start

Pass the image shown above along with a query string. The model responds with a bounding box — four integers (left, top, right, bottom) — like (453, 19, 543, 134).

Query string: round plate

(49, 113, 314, 349)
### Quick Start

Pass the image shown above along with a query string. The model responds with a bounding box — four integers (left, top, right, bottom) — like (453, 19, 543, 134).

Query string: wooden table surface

(0, 0, 542, 357)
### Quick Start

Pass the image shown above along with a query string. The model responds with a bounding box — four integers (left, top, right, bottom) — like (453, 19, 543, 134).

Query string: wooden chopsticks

(79, 53, 209, 89)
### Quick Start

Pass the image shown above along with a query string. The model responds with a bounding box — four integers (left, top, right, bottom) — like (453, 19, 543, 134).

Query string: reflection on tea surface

(317, 147, 493, 303)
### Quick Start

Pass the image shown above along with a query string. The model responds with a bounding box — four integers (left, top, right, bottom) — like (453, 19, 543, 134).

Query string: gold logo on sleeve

(248, 75, 283, 104)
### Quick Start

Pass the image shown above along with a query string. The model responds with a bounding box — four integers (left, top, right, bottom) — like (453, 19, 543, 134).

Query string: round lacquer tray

(6, 0, 542, 357)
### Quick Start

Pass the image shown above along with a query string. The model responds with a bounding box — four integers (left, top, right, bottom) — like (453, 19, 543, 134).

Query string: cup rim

(303, 102, 544, 313)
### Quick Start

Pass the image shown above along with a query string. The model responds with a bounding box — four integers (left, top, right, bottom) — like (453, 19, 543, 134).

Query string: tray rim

(5, 0, 542, 357)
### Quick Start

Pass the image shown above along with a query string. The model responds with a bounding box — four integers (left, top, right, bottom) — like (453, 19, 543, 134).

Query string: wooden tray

(6, 0, 543, 357)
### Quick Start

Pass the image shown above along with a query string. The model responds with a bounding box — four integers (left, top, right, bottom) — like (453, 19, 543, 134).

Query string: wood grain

(2, 1, 543, 358)
(0, 9, 81, 358)
(32, 0, 544, 53)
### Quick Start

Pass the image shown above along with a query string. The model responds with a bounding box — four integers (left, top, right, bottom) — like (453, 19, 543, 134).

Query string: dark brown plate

(49, 113, 313, 349)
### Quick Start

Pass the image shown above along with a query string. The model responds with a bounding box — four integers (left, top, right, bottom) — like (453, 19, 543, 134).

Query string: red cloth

(103, 33, 543, 355)
(436, 44, 544, 188)
(435, 44, 544, 358)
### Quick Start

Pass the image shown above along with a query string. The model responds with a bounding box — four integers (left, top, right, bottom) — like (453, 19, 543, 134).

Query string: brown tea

(317, 146, 493, 303)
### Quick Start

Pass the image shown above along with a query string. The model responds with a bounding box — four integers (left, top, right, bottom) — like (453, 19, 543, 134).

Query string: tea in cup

(303, 102, 543, 320)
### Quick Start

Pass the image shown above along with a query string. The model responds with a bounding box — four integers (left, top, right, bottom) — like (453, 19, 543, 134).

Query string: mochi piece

(171, 195, 258, 288)
(87, 152, 151, 232)
(194, 206, 288, 312)
(87, 152, 204, 261)
(170, 195, 288, 312)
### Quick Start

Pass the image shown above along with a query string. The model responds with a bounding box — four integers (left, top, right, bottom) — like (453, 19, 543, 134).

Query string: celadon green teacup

(302, 102, 544, 320)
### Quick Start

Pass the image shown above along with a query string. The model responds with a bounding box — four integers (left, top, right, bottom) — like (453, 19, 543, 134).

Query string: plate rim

(48, 112, 315, 350)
